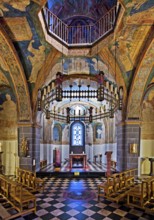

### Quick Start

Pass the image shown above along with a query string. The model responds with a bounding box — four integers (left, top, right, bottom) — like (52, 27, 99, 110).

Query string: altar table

(69, 154, 87, 168)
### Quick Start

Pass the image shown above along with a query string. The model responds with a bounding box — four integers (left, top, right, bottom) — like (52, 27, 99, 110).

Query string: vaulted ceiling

(0, 0, 154, 123)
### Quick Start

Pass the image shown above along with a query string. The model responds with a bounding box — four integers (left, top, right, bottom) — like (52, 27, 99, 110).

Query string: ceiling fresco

(0, 0, 154, 122)
(45, 56, 114, 85)
(46, 0, 117, 23)
(0, 0, 52, 91)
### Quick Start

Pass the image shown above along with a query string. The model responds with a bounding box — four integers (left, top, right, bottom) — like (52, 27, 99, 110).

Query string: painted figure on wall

(43, 118, 52, 143)
(0, 94, 16, 119)
(28, 40, 46, 83)
(53, 124, 62, 142)
(0, 93, 17, 139)
(0, 0, 30, 12)
(62, 124, 69, 144)
(94, 122, 105, 144)
(141, 88, 154, 140)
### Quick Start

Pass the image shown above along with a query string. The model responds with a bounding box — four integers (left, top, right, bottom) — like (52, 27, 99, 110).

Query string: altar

(69, 154, 87, 168)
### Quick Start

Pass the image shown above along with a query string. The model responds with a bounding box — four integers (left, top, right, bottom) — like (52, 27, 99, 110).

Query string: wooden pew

(9, 182, 36, 213)
(98, 176, 114, 200)
(16, 168, 44, 192)
(124, 168, 136, 188)
(98, 168, 137, 203)
(0, 175, 36, 217)
(127, 176, 154, 209)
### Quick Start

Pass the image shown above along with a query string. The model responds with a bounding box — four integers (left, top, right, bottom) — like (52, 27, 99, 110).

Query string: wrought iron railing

(43, 3, 120, 46)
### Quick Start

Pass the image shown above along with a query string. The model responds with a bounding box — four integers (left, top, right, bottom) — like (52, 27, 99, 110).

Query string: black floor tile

(7, 177, 153, 220)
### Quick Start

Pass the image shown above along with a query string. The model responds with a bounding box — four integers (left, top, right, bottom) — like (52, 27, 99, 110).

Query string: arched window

(70, 121, 85, 153)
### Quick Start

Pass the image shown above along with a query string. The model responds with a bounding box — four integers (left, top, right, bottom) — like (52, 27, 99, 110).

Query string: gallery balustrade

(42, 3, 120, 46)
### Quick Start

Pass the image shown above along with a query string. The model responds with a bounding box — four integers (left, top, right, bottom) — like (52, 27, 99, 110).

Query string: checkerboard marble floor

(14, 177, 153, 220)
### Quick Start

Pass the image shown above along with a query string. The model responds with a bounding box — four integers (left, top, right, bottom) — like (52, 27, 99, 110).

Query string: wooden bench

(9, 182, 36, 213)
(98, 168, 137, 203)
(124, 168, 136, 187)
(16, 168, 44, 192)
(0, 175, 36, 218)
(98, 176, 114, 200)
(127, 176, 154, 208)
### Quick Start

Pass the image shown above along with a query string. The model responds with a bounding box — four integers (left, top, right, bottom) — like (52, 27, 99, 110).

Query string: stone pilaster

(117, 121, 140, 172)
(18, 124, 41, 172)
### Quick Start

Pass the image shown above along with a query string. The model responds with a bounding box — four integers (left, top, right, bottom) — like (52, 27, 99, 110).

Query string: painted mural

(127, 41, 154, 118)
(0, 0, 30, 11)
(46, 56, 112, 84)
(109, 0, 154, 89)
(0, 70, 9, 86)
(28, 40, 46, 83)
(47, 0, 116, 22)
(62, 124, 69, 145)
(53, 124, 62, 142)
(94, 123, 105, 144)
(0, 0, 52, 93)
(141, 87, 154, 139)
(0, 92, 17, 140)
(43, 118, 52, 143)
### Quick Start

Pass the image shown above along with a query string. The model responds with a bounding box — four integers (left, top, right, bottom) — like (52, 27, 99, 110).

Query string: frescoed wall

(0, 89, 18, 175)
(141, 87, 154, 140)
(0, 91, 17, 140)
(140, 86, 154, 175)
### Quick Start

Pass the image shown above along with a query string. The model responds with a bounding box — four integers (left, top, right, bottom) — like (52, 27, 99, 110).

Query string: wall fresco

(28, 40, 46, 83)
(0, 30, 31, 121)
(115, 25, 151, 73)
(141, 87, 154, 139)
(125, 0, 149, 11)
(125, 0, 154, 13)
(2, 17, 32, 41)
(0, 93, 17, 140)
(0, 0, 30, 11)
(111, 0, 154, 89)
(0, 70, 9, 86)
(127, 40, 154, 118)
(46, 56, 111, 84)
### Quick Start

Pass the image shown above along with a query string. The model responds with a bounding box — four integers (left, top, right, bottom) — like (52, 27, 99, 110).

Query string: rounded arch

(32, 49, 61, 121)
(0, 25, 32, 122)
(127, 37, 154, 119)
(53, 123, 62, 143)
(70, 121, 85, 154)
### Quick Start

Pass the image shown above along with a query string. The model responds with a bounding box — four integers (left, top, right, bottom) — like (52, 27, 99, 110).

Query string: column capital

(17, 122, 41, 128)
(118, 119, 142, 126)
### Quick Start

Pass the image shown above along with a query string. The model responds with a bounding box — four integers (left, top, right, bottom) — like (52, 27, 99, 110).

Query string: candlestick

(33, 159, 36, 166)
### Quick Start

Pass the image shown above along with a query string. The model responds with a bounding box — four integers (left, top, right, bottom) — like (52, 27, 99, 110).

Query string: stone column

(18, 123, 41, 172)
(117, 121, 140, 172)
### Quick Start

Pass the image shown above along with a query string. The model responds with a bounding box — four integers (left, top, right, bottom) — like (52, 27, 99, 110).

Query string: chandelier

(37, 71, 123, 123)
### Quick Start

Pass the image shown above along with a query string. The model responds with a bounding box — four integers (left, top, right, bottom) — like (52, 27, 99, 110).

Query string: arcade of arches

(0, 0, 154, 179)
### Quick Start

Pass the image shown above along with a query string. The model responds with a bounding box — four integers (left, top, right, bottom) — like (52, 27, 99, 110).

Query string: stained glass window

(71, 122, 83, 146)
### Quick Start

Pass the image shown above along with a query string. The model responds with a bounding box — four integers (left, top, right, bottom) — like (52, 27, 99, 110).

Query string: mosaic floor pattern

(13, 177, 153, 220)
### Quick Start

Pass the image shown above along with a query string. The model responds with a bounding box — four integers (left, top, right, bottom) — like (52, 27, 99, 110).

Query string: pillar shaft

(117, 122, 140, 172)
(18, 124, 41, 171)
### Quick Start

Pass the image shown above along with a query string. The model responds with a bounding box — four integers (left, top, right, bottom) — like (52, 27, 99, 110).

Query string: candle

(0, 143, 2, 152)
(33, 159, 36, 166)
